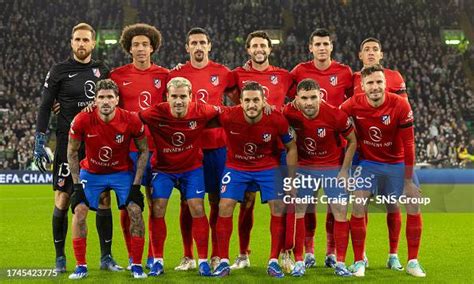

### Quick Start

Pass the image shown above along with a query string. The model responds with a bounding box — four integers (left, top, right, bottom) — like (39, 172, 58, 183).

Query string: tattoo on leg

(128, 205, 144, 237)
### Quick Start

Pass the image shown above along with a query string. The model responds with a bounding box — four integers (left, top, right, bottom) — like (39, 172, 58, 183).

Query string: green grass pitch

(0, 184, 472, 283)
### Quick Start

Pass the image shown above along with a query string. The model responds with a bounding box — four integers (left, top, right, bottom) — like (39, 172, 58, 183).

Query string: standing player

(212, 82, 297, 278)
(139, 77, 220, 277)
(290, 28, 353, 268)
(340, 65, 425, 277)
(353, 37, 407, 97)
(34, 23, 120, 272)
(230, 30, 294, 270)
(283, 79, 357, 277)
(167, 27, 235, 270)
(110, 23, 169, 270)
(353, 38, 409, 270)
(67, 79, 148, 279)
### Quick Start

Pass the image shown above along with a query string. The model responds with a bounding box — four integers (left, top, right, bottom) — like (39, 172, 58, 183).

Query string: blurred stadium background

(0, 0, 473, 171)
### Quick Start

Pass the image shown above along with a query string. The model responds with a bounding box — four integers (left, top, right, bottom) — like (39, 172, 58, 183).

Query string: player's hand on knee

(127, 184, 144, 212)
(403, 180, 421, 198)
(71, 183, 89, 213)
(34, 132, 52, 173)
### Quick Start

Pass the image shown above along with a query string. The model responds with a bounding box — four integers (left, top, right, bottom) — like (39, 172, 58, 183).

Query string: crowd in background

(1, 0, 473, 170)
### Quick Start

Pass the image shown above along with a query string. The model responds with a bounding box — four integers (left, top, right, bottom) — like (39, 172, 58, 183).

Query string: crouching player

(340, 64, 425, 277)
(213, 81, 298, 278)
(283, 79, 357, 277)
(67, 79, 149, 279)
(138, 77, 221, 277)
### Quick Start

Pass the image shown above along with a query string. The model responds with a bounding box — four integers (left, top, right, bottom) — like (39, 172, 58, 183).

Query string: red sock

(406, 213, 422, 260)
(150, 217, 166, 258)
(147, 209, 153, 259)
(120, 209, 132, 258)
(334, 220, 350, 262)
(326, 212, 336, 255)
(192, 216, 210, 259)
(350, 215, 366, 262)
(293, 217, 305, 261)
(216, 216, 233, 259)
(72, 237, 87, 265)
(270, 215, 285, 259)
(180, 201, 193, 258)
(209, 202, 219, 257)
(304, 212, 316, 254)
(387, 211, 402, 254)
(131, 236, 145, 265)
(365, 211, 369, 226)
(238, 201, 255, 255)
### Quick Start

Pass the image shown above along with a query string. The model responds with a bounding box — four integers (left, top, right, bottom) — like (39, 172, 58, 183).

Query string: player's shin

(128, 204, 145, 265)
(304, 211, 316, 254)
(406, 213, 422, 261)
(238, 199, 255, 255)
(120, 210, 132, 258)
(52, 206, 68, 258)
(180, 200, 194, 258)
(270, 214, 285, 260)
(326, 211, 336, 255)
(96, 208, 112, 258)
(293, 217, 306, 262)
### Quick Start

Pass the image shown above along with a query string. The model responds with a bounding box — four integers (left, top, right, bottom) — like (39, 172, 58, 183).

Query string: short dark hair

(96, 79, 119, 96)
(187, 27, 211, 43)
(360, 37, 382, 51)
(71, 23, 96, 40)
(120, 23, 162, 54)
(297, 78, 320, 94)
(245, 30, 272, 49)
(309, 28, 331, 44)
(361, 64, 384, 78)
(241, 81, 264, 99)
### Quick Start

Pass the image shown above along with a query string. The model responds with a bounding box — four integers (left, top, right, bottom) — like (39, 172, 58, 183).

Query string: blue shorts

(129, 151, 153, 186)
(246, 151, 286, 193)
(352, 151, 361, 166)
(295, 168, 349, 200)
(203, 147, 226, 194)
(356, 160, 420, 198)
(79, 170, 133, 210)
(151, 167, 205, 200)
(220, 168, 283, 203)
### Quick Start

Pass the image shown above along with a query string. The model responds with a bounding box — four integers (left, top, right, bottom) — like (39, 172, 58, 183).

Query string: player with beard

(138, 77, 221, 277)
(167, 27, 235, 271)
(212, 81, 297, 278)
(283, 79, 356, 277)
(352, 37, 411, 271)
(34, 23, 120, 273)
(290, 28, 353, 269)
(67, 79, 149, 279)
(110, 23, 169, 270)
(229, 30, 294, 271)
(340, 65, 425, 278)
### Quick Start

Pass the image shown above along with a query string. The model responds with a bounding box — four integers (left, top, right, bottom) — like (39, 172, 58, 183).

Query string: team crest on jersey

(210, 75, 219, 86)
(154, 79, 162, 89)
(115, 134, 124, 144)
(189, 121, 197, 129)
(381, 115, 391, 125)
(329, 75, 337, 86)
(57, 178, 65, 187)
(317, 128, 326, 138)
(92, 68, 101, 78)
(262, 133, 272, 142)
(270, 75, 278, 85)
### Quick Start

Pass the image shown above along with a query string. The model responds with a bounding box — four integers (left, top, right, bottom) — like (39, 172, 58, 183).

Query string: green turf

(0, 185, 473, 283)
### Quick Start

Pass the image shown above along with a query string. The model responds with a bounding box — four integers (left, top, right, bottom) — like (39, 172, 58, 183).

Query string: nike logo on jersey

(87, 134, 98, 138)
(230, 131, 240, 135)
(356, 116, 366, 120)
(196, 190, 205, 194)
(68, 73, 79, 78)
(158, 123, 168, 127)
(123, 81, 132, 86)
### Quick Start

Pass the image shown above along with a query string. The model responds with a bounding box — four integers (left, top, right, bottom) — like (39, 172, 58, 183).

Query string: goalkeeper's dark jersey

(36, 57, 109, 136)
